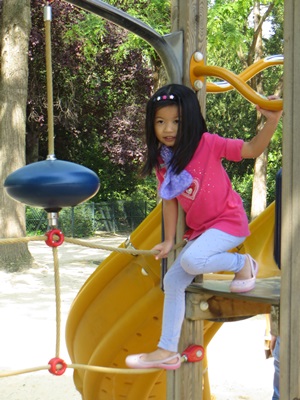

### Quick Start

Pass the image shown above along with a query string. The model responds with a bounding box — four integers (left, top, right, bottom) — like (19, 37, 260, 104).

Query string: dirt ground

(0, 234, 275, 400)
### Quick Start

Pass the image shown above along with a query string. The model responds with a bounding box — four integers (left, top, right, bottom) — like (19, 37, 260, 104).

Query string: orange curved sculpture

(190, 53, 283, 111)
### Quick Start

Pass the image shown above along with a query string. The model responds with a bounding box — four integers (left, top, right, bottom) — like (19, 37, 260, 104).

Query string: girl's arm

(241, 96, 283, 159)
(152, 198, 178, 260)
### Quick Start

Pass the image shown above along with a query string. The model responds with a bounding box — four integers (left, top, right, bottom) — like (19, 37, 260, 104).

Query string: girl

(126, 84, 282, 370)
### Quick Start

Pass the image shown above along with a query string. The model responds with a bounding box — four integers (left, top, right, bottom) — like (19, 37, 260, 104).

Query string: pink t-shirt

(156, 132, 250, 240)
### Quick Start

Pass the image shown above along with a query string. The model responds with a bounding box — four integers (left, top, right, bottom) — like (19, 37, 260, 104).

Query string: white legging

(158, 228, 246, 352)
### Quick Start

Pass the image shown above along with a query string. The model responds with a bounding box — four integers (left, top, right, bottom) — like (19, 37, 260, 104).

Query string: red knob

(45, 229, 64, 247)
(182, 344, 205, 362)
(48, 357, 67, 376)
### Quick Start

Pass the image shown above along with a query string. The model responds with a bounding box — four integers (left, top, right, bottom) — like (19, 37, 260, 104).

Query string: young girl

(126, 83, 282, 370)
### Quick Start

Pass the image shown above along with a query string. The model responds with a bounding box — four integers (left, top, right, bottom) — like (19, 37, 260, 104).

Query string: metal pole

(44, 3, 56, 159)
(63, 0, 182, 83)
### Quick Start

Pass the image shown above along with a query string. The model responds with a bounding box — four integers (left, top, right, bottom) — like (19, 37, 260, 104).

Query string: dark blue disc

(4, 159, 100, 211)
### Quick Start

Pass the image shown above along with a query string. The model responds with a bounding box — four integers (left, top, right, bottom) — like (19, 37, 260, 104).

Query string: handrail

(206, 55, 283, 93)
(190, 53, 283, 110)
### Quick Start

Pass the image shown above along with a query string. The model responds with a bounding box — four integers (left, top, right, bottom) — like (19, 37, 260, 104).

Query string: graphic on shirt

(181, 178, 200, 200)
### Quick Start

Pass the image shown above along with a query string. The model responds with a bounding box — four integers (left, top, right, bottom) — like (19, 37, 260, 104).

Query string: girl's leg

(126, 229, 248, 368)
(158, 242, 198, 352)
(181, 229, 256, 292)
(158, 229, 245, 353)
(126, 241, 196, 366)
(180, 228, 245, 275)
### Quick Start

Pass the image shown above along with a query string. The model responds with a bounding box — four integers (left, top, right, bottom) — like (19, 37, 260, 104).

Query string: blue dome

(4, 159, 100, 211)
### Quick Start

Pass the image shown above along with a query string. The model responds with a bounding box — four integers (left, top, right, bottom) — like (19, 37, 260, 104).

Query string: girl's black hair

(142, 84, 207, 176)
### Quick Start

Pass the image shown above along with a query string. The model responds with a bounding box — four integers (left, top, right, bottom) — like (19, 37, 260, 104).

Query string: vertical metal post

(44, 3, 56, 159)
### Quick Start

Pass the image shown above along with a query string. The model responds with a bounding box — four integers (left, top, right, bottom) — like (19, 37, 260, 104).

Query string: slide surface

(65, 201, 280, 400)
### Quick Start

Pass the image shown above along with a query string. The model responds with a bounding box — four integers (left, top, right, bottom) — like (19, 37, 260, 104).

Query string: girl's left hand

(256, 95, 283, 122)
(152, 240, 174, 260)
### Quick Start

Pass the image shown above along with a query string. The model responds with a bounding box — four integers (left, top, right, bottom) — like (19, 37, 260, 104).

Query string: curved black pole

(63, 0, 182, 83)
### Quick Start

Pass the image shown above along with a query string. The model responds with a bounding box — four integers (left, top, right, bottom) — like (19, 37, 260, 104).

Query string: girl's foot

(230, 254, 259, 293)
(233, 254, 253, 281)
(125, 348, 181, 370)
(140, 348, 177, 363)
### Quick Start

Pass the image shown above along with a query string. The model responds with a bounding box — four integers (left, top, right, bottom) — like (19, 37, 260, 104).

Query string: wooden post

(167, 1, 207, 399)
(280, 1, 300, 398)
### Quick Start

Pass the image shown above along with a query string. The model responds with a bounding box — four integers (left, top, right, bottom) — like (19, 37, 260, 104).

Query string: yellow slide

(65, 201, 280, 400)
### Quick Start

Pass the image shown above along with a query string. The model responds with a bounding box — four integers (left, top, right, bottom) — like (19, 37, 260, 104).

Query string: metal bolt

(200, 301, 209, 311)
(194, 80, 204, 90)
(194, 51, 204, 62)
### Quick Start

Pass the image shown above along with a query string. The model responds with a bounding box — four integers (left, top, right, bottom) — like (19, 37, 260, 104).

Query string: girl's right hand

(152, 240, 174, 260)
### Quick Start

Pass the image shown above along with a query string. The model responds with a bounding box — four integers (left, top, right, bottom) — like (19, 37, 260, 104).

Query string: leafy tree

(206, 0, 283, 218)
(26, 0, 284, 216)
(106, 0, 171, 87)
(27, 0, 160, 201)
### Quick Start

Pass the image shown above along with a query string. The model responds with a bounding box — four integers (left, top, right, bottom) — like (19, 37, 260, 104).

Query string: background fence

(26, 200, 156, 238)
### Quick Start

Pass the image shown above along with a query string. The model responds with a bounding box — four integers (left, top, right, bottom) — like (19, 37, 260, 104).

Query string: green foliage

(124, 174, 158, 209)
(25, 207, 47, 235)
(266, 120, 282, 203)
(207, 0, 253, 65)
(26, 200, 156, 236)
(25, 205, 94, 237)
(27, 0, 284, 214)
(107, 0, 171, 34)
(206, 0, 283, 214)
(28, 0, 155, 203)
(104, 0, 171, 67)
(64, 13, 107, 61)
(59, 206, 95, 238)
(231, 173, 253, 219)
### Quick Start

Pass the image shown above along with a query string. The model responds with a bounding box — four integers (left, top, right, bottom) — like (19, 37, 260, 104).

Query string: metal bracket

(63, 0, 183, 83)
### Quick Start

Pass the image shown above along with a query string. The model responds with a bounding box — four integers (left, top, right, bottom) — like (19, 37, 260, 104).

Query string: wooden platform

(186, 277, 280, 321)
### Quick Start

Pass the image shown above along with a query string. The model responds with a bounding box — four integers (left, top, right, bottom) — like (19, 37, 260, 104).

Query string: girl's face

(154, 105, 179, 147)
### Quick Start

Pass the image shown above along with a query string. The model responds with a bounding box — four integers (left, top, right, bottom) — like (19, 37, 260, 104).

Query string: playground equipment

(190, 52, 283, 110)
(65, 198, 280, 400)
(4, 159, 99, 212)
(61, 4, 283, 399)
(1, 1, 285, 399)
(61, 2, 283, 398)
(1, 2, 206, 396)
(4, 3, 100, 224)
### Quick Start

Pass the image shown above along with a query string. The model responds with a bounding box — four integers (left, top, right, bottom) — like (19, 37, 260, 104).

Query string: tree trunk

(251, 147, 268, 220)
(250, 1, 267, 220)
(0, 0, 34, 271)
